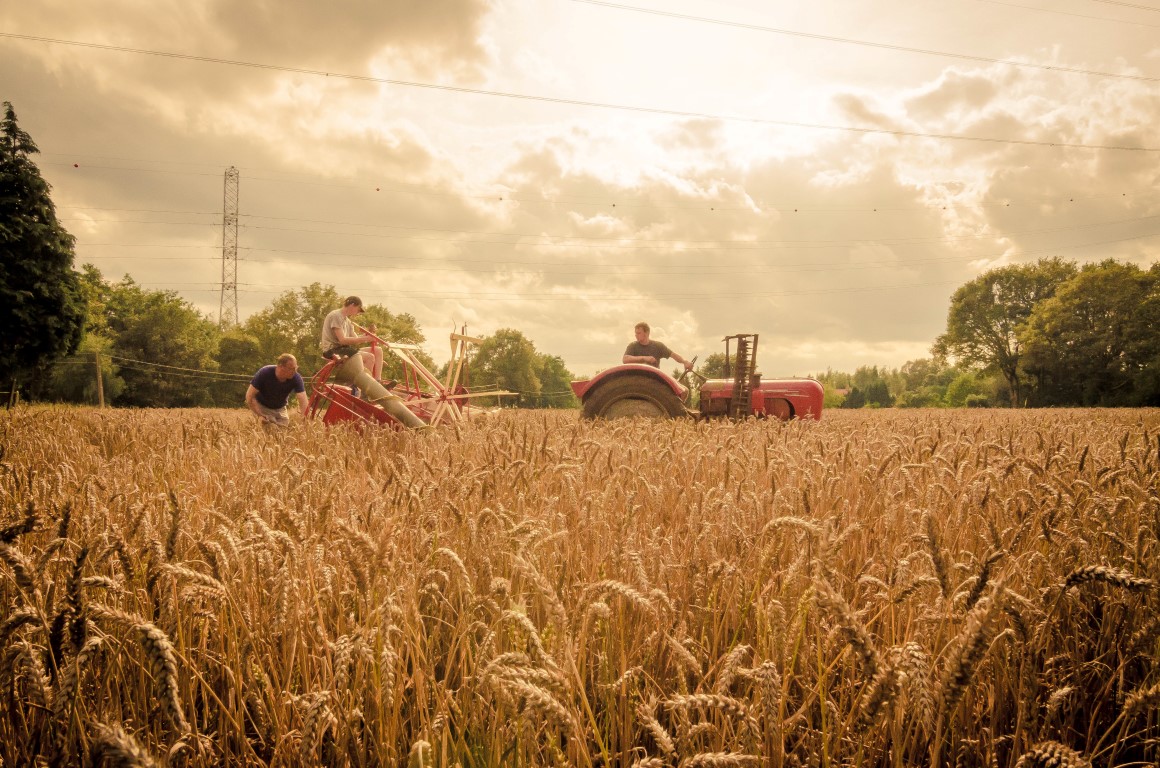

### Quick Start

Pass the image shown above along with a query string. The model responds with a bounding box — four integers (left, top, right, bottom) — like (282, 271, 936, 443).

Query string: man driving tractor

(623, 322, 694, 373)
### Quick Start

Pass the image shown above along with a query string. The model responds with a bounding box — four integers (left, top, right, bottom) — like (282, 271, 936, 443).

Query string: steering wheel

(676, 356, 707, 388)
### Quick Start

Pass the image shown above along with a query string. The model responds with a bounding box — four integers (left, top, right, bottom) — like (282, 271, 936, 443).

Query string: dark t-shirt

(624, 340, 673, 368)
(250, 366, 306, 409)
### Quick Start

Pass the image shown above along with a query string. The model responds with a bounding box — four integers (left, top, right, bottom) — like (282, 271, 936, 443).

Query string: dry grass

(0, 406, 1157, 767)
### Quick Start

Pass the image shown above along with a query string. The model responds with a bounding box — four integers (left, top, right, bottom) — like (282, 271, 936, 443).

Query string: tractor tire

(581, 374, 687, 420)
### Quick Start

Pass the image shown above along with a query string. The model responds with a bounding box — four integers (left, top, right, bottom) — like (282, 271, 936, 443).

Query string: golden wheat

(0, 406, 1156, 766)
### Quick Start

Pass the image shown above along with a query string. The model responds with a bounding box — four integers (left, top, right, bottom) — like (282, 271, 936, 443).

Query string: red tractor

(571, 333, 823, 421)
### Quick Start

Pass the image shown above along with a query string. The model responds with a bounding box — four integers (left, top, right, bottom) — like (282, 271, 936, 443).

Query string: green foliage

(45, 333, 124, 405)
(241, 284, 433, 383)
(840, 388, 866, 409)
(0, 102, 86, 382)
(470, 329, 578, 408)
(361, 306, 434, 382)
(241, 283, 343, 378)
(472, 328, 541, 408)
(821, 382, 847, 409)
(1021, 260, 1160, 406)
(696, 353, 730, 379)
(533, 354, 579, 409)
(944, 372, 985, 408)
(103, 276, 221, 407)
(895, 386, 943, 408)
(935, 258, 1077, 406)
(838, 366, 895, 409)
(213, 330, 263, 406)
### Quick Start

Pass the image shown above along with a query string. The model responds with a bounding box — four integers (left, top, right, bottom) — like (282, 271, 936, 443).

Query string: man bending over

(247, 354, 308, 426)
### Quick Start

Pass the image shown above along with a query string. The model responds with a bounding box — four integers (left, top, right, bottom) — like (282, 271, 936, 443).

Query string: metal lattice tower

(219, 165, 240, 328)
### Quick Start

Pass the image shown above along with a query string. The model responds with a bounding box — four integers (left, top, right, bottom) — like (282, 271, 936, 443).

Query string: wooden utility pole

(95, 350, 105, 408)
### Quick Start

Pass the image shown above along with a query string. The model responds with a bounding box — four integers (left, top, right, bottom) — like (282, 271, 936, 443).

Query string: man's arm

(623, 345, 658, 365)
(324, 315, 371, 347)
(333, 326, 371, 346)
(670, 352, 694, 371)
(295, 391, 309, 417)
(245, 385, 264, 416)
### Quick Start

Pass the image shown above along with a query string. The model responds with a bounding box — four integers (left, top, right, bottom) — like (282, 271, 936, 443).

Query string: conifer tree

(0, 102, 86, 383)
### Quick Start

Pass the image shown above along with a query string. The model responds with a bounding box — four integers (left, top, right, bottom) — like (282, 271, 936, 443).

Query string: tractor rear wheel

(581, 374, 687, 420)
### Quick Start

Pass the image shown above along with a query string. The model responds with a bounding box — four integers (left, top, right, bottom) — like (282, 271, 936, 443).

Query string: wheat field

(0, 406, 1157, 767)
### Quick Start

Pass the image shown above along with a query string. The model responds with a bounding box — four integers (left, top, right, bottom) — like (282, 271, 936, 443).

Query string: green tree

(534, 354, 578, 408)
(212, 329, 263, 407)
(242, 283, 342, 377)
(1021, 260, 1160, 406)
(0, 102, 86, 387)
(853, 366, 894, 407)
(243, 284, 433, 381)
(101, 276, 221, 407)
(361, 306, 434, 384)
(472, 329, 542, 408)
(46, 333, 124, 405)
(821, 382, 848, 409)
(934, 258, 1076, 406)
(696, 353, 730, 379)
(841, 388, 866, 409)
(944, 372, 985, 407)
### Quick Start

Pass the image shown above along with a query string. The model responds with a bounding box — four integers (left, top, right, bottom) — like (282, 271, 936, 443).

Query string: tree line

(27, 269, 579, 409)
(797, 258, 1158, 410)
(3, 100, 1157, 410)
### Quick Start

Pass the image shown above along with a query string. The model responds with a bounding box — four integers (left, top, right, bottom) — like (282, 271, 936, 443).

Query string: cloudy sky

(3, 0, 1159, 377)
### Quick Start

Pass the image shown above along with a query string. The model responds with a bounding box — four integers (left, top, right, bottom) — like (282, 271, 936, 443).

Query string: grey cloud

(831, 92, 899, 130)
(2, 0, 491, 75)
(209, 0, 491, 77)
(905, 70, 1002, 122)
(658, 118, 727, 153)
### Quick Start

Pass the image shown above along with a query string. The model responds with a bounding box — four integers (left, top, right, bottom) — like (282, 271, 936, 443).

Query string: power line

(47, 159, 1160, 211)
(40, 161, 223, 177)
(72, 228, 1160, 275)
(569, 0, 1160, 83)
(138, 211, 1160, 251)
(1087, 0, 1160, 12)
(59, 219, 220, 225)
(4, 32, 1157, 152)
(972, 0, 1160, 27)
(106, 355, 252, 380)
(58, 206, 221, 215)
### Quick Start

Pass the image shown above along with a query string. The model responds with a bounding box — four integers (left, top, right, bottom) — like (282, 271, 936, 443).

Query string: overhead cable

(3, 32, 1156, 152)
(972, 0, 1160, 26)
(569, 0, 1160, 83)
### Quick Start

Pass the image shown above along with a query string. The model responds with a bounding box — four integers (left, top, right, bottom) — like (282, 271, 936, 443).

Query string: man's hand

(684, 360, 694, 371)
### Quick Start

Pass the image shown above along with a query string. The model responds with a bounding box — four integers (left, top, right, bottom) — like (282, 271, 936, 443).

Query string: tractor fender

(571, 364, 688, 402)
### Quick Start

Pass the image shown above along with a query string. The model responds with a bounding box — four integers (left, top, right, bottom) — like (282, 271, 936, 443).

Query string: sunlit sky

(3, 0, 1158, 377)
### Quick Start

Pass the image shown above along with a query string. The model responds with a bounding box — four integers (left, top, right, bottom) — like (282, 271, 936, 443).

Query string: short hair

(276, 353, 297, 367)
(343, 296, 363, 308)
(634, 322, 650, 334)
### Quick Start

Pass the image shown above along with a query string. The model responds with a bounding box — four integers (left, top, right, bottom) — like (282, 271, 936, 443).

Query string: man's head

(634, 322, 651, 345)
(342, 296, 364, 317)
(275, 353, 299, 381)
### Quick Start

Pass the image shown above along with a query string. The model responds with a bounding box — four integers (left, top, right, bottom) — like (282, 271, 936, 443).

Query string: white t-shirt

(320, 308, 353, 352)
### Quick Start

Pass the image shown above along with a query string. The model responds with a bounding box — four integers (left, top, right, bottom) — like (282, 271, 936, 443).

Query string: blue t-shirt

(250, 366, 305, 409)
